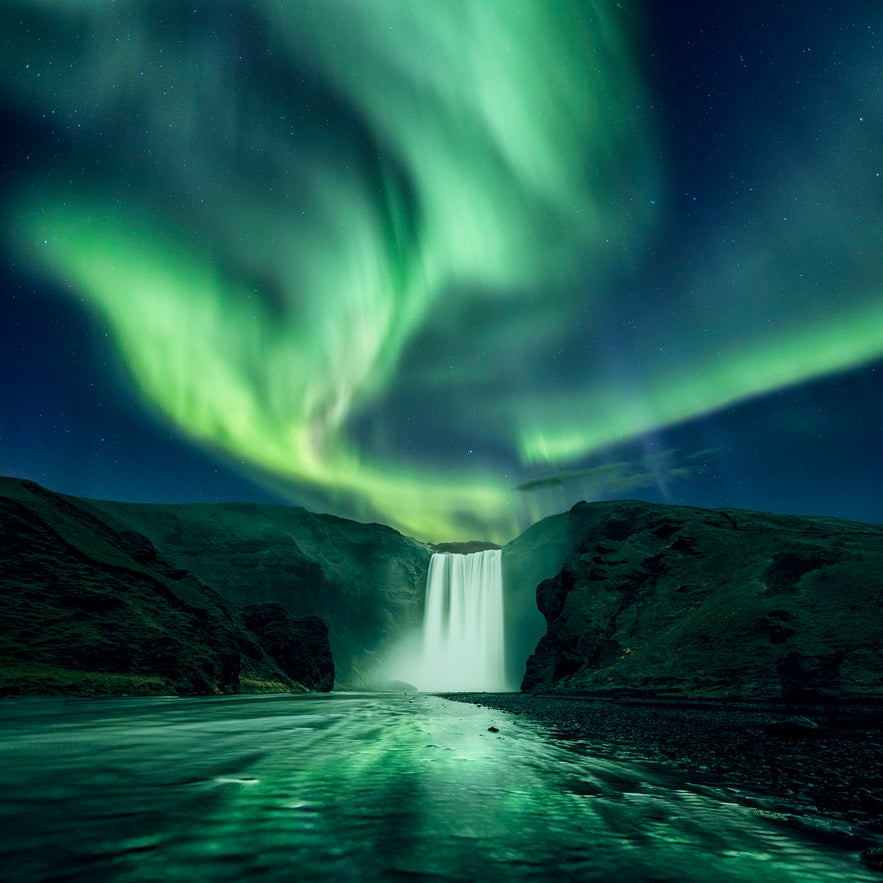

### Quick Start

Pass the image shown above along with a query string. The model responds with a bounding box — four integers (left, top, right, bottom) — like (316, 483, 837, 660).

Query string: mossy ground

(0, 661, 177, 697)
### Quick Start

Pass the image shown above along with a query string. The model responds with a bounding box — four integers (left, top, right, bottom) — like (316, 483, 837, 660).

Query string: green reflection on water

(0, 694, 874, 881)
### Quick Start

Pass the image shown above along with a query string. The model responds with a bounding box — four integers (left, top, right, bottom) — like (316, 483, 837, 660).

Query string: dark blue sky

(1, 1, 881, 539)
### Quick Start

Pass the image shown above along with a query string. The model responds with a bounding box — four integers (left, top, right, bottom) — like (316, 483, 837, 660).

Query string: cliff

(501, 501, 628, 688)
(0, 477, 334, 696)
(8, 474, 880, 701)
(85, 496, 430, 689)
(523, 500, 883, 699)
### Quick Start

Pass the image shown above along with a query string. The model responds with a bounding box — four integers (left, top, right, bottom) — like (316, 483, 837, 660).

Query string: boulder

(763, 716, 820, 739)
(858, 789, 883, 816)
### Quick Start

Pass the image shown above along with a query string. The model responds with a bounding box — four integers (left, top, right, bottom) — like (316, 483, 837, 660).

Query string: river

(0, 693, 873, 881)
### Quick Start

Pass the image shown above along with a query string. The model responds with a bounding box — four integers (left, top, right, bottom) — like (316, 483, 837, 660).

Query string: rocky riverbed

(441, 692, 883, 868)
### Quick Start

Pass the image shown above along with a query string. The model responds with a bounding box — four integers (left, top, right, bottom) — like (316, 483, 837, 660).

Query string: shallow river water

(0, 693, 874, 881)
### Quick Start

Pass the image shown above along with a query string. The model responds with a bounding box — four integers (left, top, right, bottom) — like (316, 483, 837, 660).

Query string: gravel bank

(440, 692, 883, 855)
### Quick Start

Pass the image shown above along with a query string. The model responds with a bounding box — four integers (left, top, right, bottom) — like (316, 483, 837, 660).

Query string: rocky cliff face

(523, 500, 883, 700)
(501, 501, 633, 689)
(86, 497, 431, 689)
(238, 603, 335, 693)
(0, 478, 333, 696)
(10, 474, 880, 701)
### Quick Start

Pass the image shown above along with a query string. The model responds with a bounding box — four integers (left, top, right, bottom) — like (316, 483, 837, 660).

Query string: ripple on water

(0, 693, 877, 882)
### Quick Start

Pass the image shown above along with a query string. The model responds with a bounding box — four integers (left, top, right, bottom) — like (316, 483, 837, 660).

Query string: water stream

(0, 693, 873, 881)
(417, 550, 506, 691)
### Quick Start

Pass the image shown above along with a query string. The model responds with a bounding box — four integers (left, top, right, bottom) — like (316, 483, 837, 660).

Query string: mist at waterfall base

(382, 550, 510, 693)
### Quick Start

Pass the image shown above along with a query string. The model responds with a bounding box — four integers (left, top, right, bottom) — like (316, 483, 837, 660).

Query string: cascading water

(416, 550, 506, 691)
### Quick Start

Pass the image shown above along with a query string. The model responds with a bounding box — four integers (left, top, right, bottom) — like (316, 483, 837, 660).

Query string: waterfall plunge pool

(0, 693, 874, 881)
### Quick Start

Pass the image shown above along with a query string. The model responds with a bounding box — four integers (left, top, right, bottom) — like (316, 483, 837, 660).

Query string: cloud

(516, 451, 692, 498)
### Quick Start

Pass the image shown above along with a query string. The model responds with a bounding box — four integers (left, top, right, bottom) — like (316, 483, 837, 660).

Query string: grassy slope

(525, 500, 883, 699)
(1, 478, 333, 696)
(86, 498, 430, 688)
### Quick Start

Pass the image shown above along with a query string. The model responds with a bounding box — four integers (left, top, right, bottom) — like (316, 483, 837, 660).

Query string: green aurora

(2, 1, 881, 541)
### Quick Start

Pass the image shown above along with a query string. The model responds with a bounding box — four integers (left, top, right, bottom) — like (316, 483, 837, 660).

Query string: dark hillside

(0, 478, 333, 696)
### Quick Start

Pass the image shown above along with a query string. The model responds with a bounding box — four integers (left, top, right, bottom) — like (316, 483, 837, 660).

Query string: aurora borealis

(1, 1, 881, 542)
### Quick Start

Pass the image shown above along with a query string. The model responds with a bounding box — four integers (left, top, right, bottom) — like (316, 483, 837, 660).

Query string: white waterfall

(416, 550, 506, 691)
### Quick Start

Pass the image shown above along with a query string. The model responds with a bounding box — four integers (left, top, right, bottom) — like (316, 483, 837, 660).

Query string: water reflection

(0, 694, 874, 881)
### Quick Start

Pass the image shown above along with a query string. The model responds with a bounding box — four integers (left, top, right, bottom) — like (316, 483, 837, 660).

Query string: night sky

(1, 1, 881, 543)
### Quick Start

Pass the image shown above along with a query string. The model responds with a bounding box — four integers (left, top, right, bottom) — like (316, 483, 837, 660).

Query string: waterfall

(417, 550, 506, 691)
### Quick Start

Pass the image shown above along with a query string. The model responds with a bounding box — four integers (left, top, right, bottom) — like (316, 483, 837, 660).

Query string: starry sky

(1, 1, 881, 543)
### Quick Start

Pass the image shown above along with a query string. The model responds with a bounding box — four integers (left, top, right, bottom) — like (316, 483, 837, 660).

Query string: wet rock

(522, 635, 566, 693)
(763, 716, 821, 739)
(861, 846, 883, 870)
(859, 789, 883, 816)
(488, 726, 499, 733)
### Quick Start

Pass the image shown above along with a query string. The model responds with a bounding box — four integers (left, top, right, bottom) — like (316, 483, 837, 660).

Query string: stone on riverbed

(763, 716, 820, 739)
(861, 846, 883, 871)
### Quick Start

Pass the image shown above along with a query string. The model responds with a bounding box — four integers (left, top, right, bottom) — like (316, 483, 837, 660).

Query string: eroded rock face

(522, 500, 883, 699)
(502, 508, 590, 690)
(240, 603, 334, 692)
